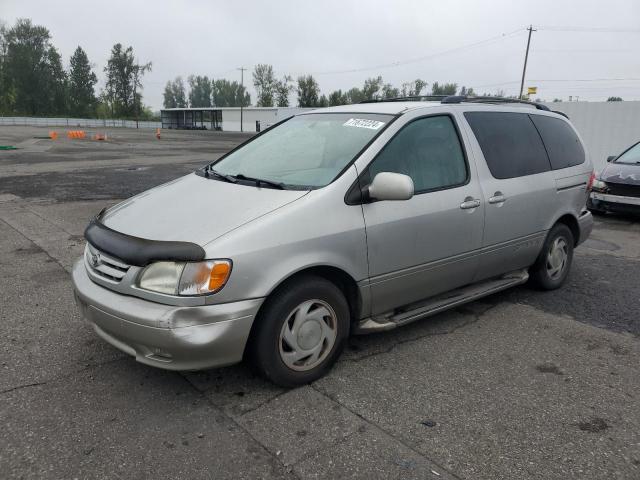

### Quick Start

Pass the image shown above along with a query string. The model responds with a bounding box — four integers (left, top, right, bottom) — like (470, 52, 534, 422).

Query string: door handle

(488, 193, 506, 204)
(460, 198, 481, 210)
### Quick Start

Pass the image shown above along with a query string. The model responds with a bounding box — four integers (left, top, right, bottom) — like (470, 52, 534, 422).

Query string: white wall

(543, 101, 640, 170)
(220, 107, 314, 132)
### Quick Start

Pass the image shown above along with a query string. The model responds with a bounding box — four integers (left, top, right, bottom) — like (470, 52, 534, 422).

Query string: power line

(535, 25, 640, 33)
(475, 78, 640, 89)
(308, 28, 526, 76)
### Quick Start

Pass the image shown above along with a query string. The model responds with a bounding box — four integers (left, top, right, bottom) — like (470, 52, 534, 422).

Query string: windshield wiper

(204, 165, 237, 183)
(232, 174, 285, 189)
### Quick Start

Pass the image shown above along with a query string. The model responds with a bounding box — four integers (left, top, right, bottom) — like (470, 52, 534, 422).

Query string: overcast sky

(2, 0, 639, 109)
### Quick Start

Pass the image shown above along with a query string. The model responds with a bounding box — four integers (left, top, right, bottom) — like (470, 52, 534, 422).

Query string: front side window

(212, 113, 392, 188)
(366, 115, 468, 192)
(465, 111, 551, 179)
(615, 142, 640, 165)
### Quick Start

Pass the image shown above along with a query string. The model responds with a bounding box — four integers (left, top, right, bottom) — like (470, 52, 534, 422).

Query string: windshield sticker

(343, 118, 385, 130)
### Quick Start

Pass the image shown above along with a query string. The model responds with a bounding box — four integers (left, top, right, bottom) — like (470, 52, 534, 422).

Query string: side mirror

(607, 155, 616, 162)
(367, 172, 414, 202)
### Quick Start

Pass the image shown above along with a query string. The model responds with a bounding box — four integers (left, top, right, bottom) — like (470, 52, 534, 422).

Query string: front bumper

(589, 192, 640, 214)
(72, 260, 263, 371)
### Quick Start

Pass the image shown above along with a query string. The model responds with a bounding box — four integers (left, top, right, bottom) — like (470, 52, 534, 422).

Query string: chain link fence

(0, 116, 161, 129)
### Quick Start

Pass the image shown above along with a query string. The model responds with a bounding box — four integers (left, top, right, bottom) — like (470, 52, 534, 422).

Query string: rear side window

(529, 114, 585, 169)
(464, 112, 551, 179)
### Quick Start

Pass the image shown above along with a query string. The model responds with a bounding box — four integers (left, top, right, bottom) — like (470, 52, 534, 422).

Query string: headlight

(138, 259, 232, 296)
(592, 179, 607, 191)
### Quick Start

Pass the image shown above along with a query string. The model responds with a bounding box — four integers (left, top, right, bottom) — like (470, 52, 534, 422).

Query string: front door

(361, 114, 485, 316)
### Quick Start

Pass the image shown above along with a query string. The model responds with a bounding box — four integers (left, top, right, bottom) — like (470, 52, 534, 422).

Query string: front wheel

(248, 275, 350, 387)
(529, 223, 574, 290)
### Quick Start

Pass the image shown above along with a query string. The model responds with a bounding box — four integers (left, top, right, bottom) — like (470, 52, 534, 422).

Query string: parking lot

(1, 126, 639, 479)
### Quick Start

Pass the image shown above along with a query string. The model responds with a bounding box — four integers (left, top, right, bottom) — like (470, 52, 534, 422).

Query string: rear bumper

(72, 260, 263, 371)
(589, 192, 640, 214)
(577, 209, 593, 246)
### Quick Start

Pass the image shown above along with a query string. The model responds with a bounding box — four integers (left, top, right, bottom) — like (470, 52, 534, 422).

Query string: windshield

(615, 142, 640, 165)
(211, 113, 393, 188)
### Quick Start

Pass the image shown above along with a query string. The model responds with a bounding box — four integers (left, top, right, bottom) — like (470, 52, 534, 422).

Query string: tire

(248, 275, 350, 387)
(529, 223, 574, 290)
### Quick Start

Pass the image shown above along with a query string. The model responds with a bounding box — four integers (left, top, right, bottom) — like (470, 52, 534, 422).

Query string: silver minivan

(73, 97, 594, 386)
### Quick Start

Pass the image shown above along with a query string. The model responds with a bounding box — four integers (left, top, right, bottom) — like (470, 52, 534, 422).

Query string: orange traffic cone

(156, 128, 161, 140)
(49, 131, 58, 140)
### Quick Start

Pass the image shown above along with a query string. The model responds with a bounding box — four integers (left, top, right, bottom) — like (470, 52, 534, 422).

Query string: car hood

(600, 162, 640, 185)
(101, 173, 309, 246)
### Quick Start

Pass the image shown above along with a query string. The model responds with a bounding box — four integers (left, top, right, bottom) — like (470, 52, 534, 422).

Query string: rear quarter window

(529, 114, 585, 169)
(464, 111, 551, 179)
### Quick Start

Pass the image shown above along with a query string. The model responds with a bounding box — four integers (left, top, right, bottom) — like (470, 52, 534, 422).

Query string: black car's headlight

(591, 179, 607, 192)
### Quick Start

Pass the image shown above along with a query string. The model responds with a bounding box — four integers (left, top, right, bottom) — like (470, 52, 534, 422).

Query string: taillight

(586, 171, 596, 192)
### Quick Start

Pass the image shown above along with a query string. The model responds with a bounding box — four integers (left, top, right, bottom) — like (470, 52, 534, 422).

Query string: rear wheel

(529, 223, 574, 290)
(248, 275, 350, 387)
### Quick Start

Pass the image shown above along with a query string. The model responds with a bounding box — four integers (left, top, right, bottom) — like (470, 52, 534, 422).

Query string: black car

(588, 141, 640, 215)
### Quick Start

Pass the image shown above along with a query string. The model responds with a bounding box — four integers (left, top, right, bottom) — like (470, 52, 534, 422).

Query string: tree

(297, 75, 321, 107)
(607, 96, 623, 102)
(212, 79, 250, 107)
(0, 22, 14, 114)
(104, 43, 151, 118)
(362, 76, 383, 100)
(328, 89, 348, 106)
(400, 79, 427, 97)
(381, 83, 399, 99)
(253, 64, 276, 107)
(459, 86, 475, 97)
(431, 82, 458, 95)
(68, 46, 97, 117)
(188, 75, 212, 107)
(346, 87, 364, 104)
(163, 77, 187, 108)
(3, 18, 67, 115)
(318, 94, 328, 108)
(275, 75, 294, 107)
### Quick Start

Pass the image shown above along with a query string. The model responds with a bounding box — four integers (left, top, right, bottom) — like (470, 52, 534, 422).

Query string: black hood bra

(84, 210, 205, 267)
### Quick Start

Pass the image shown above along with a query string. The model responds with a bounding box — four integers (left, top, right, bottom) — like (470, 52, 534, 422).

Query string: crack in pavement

(176, 372, 302, 479)
(0, 356, 127, 396)
(310, 383, 465, 480)
(0, 216, 70, 274)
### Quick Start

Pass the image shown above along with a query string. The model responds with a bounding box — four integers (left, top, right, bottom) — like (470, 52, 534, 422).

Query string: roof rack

(441, 95, 550, 111)
(359, 94, 550, 112)
(359, 95, 449, 104)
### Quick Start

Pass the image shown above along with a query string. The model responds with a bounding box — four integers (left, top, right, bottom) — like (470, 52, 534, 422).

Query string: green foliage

(104, 43, 151, 118)
(275, 75, 294, 107)
(163, 77, 187, 108)
(297, 75, 321, 107)
(188, 75, 212, 107)
(431, 82, 458, 95)
(607, 96, 623, 102)
(381, 83, 400, 99)
(459, 86, 475, 97)
(400, 79, 427, 97)
(68, 46, 97, 117)
(2, 18, 67, 115)
(328, 90, 348, 106)
(212, 79, 250, 107)
(253, 64, 276, 107)
(362, 76, 383, 100)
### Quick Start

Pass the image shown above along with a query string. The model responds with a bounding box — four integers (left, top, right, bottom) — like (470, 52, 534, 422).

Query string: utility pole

(519, 25, 536, 100)
(237, 67, 247, 132)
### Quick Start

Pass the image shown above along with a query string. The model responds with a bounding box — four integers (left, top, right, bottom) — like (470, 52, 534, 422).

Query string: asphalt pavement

(1, 127, 639, 479)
